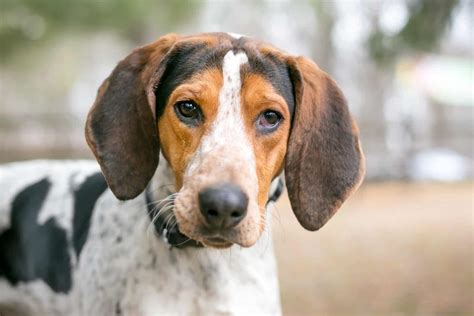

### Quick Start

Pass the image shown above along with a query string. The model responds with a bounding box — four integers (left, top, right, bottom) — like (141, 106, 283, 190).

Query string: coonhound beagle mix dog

(0, 32, 365, 315)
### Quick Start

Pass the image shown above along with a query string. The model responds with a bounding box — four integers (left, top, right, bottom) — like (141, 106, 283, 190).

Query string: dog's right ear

(284, 56, 365, 231)
(85, 34, 179, 200)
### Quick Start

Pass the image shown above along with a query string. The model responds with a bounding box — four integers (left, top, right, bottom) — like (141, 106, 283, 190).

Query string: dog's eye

(176, 101, 198, 118)
(174, 101, 202, 125)
(256, 110, 282, 133)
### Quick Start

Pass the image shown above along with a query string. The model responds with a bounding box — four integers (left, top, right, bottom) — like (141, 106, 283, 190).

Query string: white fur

(176, 50, 262, 246)
(0, 51, 280, 316)
(227, 32, 244, 39)
(186, 50, 256, 186)
(194, 50, 254, 174)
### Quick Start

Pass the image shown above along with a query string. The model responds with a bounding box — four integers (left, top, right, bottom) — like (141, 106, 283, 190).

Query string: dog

(0, 32, 365, 315)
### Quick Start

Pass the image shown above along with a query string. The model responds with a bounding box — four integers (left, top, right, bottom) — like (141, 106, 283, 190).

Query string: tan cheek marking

(157, 69, 223, 188)
(241, 74, 291, 209)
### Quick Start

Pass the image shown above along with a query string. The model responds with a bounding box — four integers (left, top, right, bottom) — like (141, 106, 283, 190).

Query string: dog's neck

(148, 153, 176, 202)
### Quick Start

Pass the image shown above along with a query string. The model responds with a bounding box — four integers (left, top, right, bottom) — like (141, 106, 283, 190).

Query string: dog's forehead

(155, 33, 295, 117)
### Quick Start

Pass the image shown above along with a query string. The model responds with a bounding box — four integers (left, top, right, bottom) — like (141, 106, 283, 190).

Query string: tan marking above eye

(157, 68, 223, 188)
(241, 74, 289, 124)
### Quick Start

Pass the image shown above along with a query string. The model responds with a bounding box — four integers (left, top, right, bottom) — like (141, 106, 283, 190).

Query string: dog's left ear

(285, 56, 365, 231)
(85, 34, 179, 200)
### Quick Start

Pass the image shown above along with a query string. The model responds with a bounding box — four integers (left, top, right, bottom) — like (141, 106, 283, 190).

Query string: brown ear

(85, 34, 178, 200)
(285, 56, 365, 231)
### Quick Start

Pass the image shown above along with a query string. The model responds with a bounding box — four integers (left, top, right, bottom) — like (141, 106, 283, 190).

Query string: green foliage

(369, 0, 460, 66)
(0, 0, 200, 61)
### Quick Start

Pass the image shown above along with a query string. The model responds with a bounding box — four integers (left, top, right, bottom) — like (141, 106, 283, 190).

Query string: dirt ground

(271, 182, 473, 316)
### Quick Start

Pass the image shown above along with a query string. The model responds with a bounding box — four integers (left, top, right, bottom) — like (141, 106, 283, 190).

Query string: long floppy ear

(85, 34, 179, 200)
(285, 56, 365, 231)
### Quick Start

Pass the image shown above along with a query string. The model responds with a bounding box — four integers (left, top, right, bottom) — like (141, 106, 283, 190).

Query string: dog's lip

(203, 239, 233, 248)
(206, 236, 228, 243)
(200, 236, 233, 248)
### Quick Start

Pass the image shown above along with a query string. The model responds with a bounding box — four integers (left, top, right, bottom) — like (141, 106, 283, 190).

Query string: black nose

(198, 183, 248, 230)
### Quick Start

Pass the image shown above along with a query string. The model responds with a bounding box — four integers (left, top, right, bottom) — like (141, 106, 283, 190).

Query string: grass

(272, 182, 473, 316)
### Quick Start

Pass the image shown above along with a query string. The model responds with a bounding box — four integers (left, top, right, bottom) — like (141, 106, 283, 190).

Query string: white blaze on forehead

(204, 50, 250, 156)
(178, 50, 261, 245)
(227, 32, 245, 39)
(219, 50, 248, 114)
(185, 50, 257, 194)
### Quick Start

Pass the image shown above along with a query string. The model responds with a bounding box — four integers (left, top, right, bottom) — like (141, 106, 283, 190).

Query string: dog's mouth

(146, 189, 261, 249)
(161, 216, 236, 249)
(147, 195, 235, 248)
(201, 236, 233, 248)
(155, 213, 235, 248)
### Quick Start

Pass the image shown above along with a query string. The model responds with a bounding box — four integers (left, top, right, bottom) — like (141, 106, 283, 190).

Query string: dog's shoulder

(0, 160, 108, 294)
(0, 160, 102, 228)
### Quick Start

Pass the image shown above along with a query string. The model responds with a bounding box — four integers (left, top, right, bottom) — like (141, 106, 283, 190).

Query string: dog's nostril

(230, 211, 241, 218)
(208, 209, 219, 217)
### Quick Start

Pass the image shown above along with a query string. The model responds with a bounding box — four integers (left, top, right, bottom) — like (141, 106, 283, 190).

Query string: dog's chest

(75, 191, 281, 315)
(120, 247, 281, 315)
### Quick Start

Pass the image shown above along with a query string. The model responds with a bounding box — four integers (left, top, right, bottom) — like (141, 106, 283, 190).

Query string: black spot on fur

(0, 178, 72, 293)
(72, 172, 108, 258)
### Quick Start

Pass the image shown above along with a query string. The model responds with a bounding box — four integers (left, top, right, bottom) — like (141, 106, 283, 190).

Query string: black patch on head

(72, 172, 108, 258)
(154, 43, 225, 119)
(154, 34, 295, 122)
(0, 178, 72, 293)
(244, 51, 296, 118)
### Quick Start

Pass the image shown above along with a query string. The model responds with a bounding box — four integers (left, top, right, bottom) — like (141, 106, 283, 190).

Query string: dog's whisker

(270, 204, 283, 229)
(147, 194, 177, 209)
(145, 191, 177, 234)
(164, 213, 177, 232)
(149, 206, 174, 230)
(147, 192, 179, 214)
(150, 201, 174, 217)
(152, 209, 172, 225)
(167, 221, 178, 233)
(173, 236, 193, 247)
(262, 224, 271, 255)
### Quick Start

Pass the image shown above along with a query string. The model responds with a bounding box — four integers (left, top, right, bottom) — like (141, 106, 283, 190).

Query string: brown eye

(176, 101, 197, 118)
(174, 101, 202, 126)
(256, 110, 282, 133)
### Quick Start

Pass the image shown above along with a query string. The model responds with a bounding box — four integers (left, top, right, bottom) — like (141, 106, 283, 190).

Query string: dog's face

(86, 33, 365, 248)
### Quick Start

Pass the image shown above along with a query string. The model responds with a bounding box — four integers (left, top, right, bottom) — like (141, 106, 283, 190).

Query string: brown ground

(272, 182, 473, 316)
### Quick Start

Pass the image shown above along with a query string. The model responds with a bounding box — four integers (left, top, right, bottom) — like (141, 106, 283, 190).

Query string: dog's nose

(198, 183, 248, 230)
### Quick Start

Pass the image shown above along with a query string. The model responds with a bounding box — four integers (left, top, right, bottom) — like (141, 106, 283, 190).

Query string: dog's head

(85, 33, 365, 248)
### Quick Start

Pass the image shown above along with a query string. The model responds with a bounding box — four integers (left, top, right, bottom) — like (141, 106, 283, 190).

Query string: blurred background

(0, 0, 472, 315)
